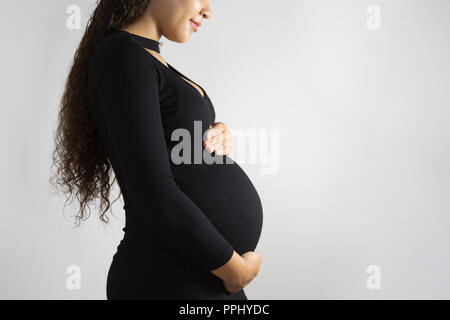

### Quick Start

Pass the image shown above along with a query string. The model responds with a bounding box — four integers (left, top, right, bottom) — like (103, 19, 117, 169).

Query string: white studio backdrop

(1, 0, 449, 299)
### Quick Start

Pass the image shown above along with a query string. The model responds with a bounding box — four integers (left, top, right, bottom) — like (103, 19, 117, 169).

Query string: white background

(1, 0, 449, 299)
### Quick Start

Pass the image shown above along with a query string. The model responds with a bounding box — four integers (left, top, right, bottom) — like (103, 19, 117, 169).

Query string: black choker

(114, 29, 161, 53)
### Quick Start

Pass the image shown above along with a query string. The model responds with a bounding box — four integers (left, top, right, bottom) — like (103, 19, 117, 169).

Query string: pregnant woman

(51, 0, 263, 299)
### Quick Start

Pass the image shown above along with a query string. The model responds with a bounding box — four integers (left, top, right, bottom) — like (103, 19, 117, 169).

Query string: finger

(206, 141, 225, 154)
(205, 144, 216, 153)
(208, 142, 230, 156)
(206, 138, 227, 151)
(204, 133, 228, 148)
(216, 144, 231, 156)
(205, 123, 226, 140)
(208, 132, 232, 149)
(205, 134, 224, 146)
(205, 128, 223, 141)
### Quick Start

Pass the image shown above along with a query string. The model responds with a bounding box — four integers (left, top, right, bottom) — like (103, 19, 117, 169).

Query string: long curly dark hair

(50, 0, 151, 226)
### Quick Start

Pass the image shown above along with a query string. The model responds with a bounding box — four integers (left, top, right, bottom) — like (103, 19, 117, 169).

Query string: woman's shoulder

(89, 29, 157, 82)
(94, 30, 132, 53)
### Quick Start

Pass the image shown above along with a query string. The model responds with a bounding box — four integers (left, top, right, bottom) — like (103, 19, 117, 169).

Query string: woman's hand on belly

(211, 250, 262, 294)
(203, 121, 233, 156)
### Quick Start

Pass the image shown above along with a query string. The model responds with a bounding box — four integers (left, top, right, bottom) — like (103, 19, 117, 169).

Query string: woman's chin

(165, 30, 191, 43)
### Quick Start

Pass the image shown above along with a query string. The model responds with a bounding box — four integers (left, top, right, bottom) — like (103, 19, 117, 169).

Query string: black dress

(87, 29, 263, 300)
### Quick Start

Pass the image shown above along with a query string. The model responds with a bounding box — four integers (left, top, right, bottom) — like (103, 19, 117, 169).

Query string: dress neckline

(110, 29, 208, 100)
(114, 29, 161, 53)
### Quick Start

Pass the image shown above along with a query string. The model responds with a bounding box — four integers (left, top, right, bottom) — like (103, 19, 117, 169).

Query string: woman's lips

(190, 19, 200, 32)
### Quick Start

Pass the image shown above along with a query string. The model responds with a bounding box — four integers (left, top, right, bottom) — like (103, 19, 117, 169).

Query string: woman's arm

(211, 251, 248, 285)
(211, 251, 262, 293)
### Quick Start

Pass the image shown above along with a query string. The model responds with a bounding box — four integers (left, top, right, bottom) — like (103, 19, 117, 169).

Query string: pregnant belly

(170, 155, 263, 254)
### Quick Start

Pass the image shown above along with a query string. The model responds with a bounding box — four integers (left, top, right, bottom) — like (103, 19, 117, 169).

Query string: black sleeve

(92, 39, 234, 272)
